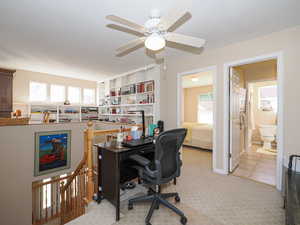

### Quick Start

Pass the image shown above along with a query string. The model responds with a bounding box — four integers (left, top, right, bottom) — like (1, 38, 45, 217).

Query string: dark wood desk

(96, 142, 155, 221)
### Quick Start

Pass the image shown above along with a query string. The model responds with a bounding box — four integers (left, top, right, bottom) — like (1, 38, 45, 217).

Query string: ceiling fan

(106, 9, 206, 56)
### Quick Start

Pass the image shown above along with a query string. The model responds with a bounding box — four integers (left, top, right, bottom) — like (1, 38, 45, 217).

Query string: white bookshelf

(26, 104, 99, 123)
(12, 65, 161, 126)
(98, 65, 160, 126)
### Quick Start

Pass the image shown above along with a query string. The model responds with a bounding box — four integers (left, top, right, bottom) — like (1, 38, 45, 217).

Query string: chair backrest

(154, 128, 187, 183)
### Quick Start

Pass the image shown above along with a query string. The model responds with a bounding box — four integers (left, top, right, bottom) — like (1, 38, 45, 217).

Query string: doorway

(224, 53, 284, 190)
(177, 66, 217, 171)
(231, 60, 278, 186)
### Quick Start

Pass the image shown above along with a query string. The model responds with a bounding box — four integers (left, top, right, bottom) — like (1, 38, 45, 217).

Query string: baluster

(39, 186, 42, 222)
(68, 185, 71, 218)
(79, 173, 82, 215)
(51, 182, 53, 219)
(56, 181, 59, 216)
(70, 180, 73, 218)
(60, 182, 65, 225)
(75, 175, 78, 217)
(45, 184, 48, 222)
(67, 187, 69, 219)
(32, 187, 36, 224)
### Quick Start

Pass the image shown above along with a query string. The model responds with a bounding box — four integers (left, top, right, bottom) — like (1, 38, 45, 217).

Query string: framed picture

(34, 130, 71, 176)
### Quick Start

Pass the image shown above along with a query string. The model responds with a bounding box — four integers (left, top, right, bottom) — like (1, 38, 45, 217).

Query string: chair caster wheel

(180, 216, 187, 225)
(175, 195, 181, 202)
(128, 203, 133, 210)
(146, 222, 151, 225)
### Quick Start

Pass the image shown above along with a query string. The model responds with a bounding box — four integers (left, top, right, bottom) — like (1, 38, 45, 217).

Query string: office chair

(128, 128, 188, 225)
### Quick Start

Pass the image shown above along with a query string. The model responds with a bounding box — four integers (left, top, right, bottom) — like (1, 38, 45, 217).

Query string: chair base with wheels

(128, 128, 188, 225)
(128, 185, 187, 225)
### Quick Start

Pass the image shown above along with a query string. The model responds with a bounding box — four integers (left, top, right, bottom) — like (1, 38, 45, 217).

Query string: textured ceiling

(0, 0, 299, 81)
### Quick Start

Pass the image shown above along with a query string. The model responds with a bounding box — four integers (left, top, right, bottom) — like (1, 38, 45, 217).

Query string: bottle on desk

(131, 126, 139, 140)
(116, 126, 124, 148)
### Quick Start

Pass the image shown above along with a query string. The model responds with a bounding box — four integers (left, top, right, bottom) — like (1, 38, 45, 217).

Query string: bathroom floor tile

(232, 145, 276, 186)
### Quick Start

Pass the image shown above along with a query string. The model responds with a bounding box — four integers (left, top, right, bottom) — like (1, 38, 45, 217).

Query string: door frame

(223, 52, 284, 190)
(177, 66, 218, 172)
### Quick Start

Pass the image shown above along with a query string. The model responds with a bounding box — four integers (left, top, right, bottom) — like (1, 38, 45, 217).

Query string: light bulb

(145, 33, 166, 51)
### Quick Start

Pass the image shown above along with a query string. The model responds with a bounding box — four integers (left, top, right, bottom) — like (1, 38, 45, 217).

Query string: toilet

(259, 125, 276, 150)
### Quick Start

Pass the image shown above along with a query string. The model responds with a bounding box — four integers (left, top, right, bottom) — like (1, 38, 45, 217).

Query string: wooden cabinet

(0, 68, 15, 118)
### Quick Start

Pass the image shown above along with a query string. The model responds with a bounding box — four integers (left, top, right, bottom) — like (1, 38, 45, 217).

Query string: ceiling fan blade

(106, 24, 145, 37)
(165, 33, 205, 48)
(160, 10, 191, 32)
(106, 15, 146, 33)
(116, 37, 146, 54)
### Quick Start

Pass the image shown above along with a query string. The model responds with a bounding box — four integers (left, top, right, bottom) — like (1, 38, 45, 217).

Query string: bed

(182, 122, 213, 150)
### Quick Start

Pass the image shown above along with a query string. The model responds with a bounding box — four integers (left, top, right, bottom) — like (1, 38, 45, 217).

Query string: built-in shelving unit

(12, 65, 161, 126)
(98, 65, 160, 126)
(28, 105, 99, 123)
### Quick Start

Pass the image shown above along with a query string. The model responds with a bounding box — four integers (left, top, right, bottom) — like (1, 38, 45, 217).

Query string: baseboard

(213, 168, 228, 175)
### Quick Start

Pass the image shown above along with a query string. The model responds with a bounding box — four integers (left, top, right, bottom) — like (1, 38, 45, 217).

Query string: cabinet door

(0, 72, 13, 117)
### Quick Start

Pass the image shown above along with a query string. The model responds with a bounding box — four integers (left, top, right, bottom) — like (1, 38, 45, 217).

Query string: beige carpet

(68, 147, 284, 225)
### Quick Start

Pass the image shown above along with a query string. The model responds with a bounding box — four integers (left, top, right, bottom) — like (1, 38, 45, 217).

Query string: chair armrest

(129, 154, 151, 167)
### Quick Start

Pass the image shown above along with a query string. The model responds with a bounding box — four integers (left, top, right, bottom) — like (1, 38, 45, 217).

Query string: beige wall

(0, 122, 122, 225)
(242, 59, 277, 83)
(13, 70, 97, 104)
(183, 85, 213, 122)
(161, 26, 300, 170)
(0, 123, 86, 225)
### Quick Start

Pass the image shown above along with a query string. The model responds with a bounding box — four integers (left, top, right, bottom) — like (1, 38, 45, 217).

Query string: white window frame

(29, 81, 48, 102)
(83, 88, 96, 105)
(68, 86, 81, 104)
(197, 92, 213, 124)
(259, 85, 277, 112)
(50, 84, 66, 103)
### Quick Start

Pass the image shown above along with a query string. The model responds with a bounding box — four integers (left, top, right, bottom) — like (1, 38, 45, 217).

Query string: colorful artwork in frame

(34, 130, 71, 176)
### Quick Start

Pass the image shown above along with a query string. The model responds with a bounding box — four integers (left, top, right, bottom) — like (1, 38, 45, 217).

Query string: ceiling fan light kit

(145, 33, 166, 51)
(106, 8, 205, 55)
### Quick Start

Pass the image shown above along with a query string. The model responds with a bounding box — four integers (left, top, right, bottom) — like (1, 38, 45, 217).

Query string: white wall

(161, 25, 300, 171)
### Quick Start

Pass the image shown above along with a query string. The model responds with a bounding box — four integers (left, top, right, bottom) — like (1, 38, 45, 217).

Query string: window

(30, 82, 47, 102)
(50, 84, 65, 102)
(68, 86, 81, 104)
(83, 88, 95, 105)
(197, 93, 213, 124)
(259, 85, 277, 112)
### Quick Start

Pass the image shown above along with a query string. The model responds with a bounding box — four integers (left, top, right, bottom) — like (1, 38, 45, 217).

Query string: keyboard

(122, 137, 154, 147)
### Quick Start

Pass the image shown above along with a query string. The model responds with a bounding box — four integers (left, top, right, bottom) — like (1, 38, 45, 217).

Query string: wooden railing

(32, 174, 72, 225)
(60, 155, 87, 225)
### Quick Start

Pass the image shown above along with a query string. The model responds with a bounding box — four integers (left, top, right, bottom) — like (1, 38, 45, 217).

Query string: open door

(229, 67, 246, 172)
